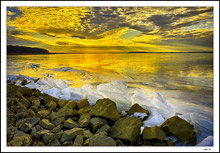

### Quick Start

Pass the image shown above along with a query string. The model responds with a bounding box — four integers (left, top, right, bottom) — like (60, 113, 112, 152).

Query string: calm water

(7, 53, 213, 119)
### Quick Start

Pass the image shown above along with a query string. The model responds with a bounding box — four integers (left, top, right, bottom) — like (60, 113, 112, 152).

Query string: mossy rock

(89, 98, 120, 121)
(160, 116, 196, 144)
(127, 104, 149, 115)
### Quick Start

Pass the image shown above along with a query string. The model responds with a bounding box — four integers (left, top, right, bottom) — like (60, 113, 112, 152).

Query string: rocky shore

(7, 80, 197, 146)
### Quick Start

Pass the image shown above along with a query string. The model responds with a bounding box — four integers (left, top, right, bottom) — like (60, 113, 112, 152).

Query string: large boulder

(110, 116, 143, 145)
(77, 99, 89, 109)
(61, 128, 83, 142)
(160, 116, 196, 144)
(142, 126, 166, 142)
(89, 135, 116, 146)
(78, 113, 91, 128)
(127, 104, 149, 115)
(89, 99, 120, 121)
(91, 117, 108, 132)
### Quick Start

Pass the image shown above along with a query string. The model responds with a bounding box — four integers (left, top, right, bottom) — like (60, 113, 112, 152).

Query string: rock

(61, 128, 83, 142)
(142, 126, 166, 142)
(116, 139, 125, 146)
(30, 105, 39, 113)
(57, 100, 68, 108)
(7, 97, 18, 108)
(45, 100, 57, 111)
(78, 113, 91, 128)
(127, 104, 149, 115)
(51, 124, 63, 133)
(26, 109, 36, 118)
(34, 78, 40, 83)
(96, 124, 111, 134)
(31, 125, 46, 138)
(73, 134, 84, 146)
(7, 127, 23, 141)
(21, 79, 28, 85)
(91, 117, 108, 133)
(83, 130, 93, 140)
(152, 142, 167, 146)
(63, 101, 77, 109)
(50, 112, 65, 121)
(83, 139, 90, 146)
(39, 119, 55, 130)
(78, 107, 91, 116)
(33, 89, 42, 97)
(62, 141, 73, 146)
(77, 99, 89, 109)
(7, 132, 32, 146)
(64, 118, 79, 128)
(53, 117, 65, 126)
(32, 99, 41, 107)
(16, 102, 27, 114)
(19, 87, 32, 97)
(160, 116, 196, 144)
(48, 139, 61, 146)
(43, 93, 59, 104)
(89, 98, 120, 121)
(42, 131, 63, 144)
(17, 117, 40, 132)
(110, 116, 143, 145)
(33, 140, 45, 146)
(89, 135, 116, 146)
(166, 139, 175, 146)
(37, 110, 51, 119)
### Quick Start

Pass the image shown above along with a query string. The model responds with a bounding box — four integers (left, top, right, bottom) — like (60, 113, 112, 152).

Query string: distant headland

(7, 45, 50, 55)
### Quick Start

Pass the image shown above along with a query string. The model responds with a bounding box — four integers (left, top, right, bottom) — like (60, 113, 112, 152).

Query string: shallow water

(7, 53, 213, 119)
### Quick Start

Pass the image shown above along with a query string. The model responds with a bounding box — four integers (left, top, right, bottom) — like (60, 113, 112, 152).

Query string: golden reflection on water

(7, 53, 213, 90)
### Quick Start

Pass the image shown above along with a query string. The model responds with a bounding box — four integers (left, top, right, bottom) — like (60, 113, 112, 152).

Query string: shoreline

(6, 76, 213, 146)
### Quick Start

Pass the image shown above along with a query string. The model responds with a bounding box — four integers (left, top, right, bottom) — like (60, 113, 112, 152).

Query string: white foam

(131, 88, 153, 107)
(196, 136, 213, 146)
(142, 114, 165, 127)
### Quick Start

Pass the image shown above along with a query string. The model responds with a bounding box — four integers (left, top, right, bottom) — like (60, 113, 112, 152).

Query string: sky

(7, 7, 213, 53)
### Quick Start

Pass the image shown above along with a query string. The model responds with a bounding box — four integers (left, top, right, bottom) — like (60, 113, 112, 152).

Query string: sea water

(6, 53, 214, 145)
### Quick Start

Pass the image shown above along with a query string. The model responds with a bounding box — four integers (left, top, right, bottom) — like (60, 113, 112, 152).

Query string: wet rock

(48, 139, 61, 146)
(51, 124, 63, 133)
(39, 119, 55, 130)
(127, 104, 149, 115)
(42, 131, 63, 144)
(53, 117, 65, 126)
(77, 99, 89, 109)
(78, 113, 91, 128)
(91, 117, 108, 133)
(96, 124, 111, 134)
(89, 135, 116, 146)
(61, 128, 83, 142)
(73, 134, 84, 146)
(7, 132, 32, 146)
(64, 118, 79, 128)
(78, 107, 91, 116)
(110, 116, 143, 145)
(142, 126, 166, 142)
(89, 98, 120, 121)
(160, 116, 196, 144)
(37, 110, 51, 119)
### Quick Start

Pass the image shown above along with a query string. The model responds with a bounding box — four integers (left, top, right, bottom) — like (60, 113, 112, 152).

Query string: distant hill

(7, 45, 50, 55)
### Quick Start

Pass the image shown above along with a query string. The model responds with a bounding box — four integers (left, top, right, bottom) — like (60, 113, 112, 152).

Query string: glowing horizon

(7, 7, 213, 53)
